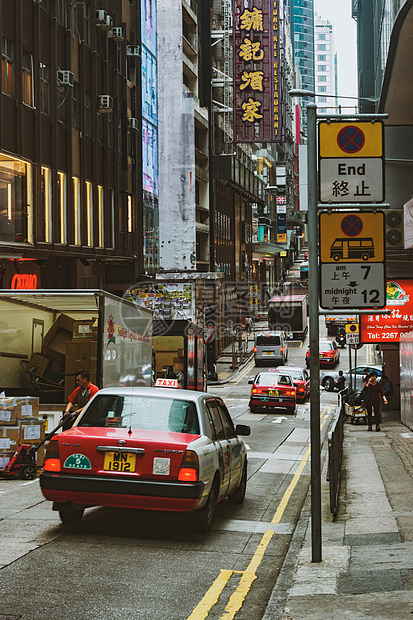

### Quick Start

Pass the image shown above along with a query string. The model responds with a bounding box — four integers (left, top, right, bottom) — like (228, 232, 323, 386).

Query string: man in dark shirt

(63, 370, 99, 430)
(364, 371, 388, 432)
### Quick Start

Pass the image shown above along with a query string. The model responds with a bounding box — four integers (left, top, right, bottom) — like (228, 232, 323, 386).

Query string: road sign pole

(307, 103, 322, 563)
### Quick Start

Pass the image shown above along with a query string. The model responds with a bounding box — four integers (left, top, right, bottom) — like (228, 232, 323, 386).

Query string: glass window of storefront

(41, 166, 52, 242)
(0, 154, 32, 244)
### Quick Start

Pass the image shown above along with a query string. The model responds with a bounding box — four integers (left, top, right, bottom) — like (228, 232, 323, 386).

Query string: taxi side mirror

(248, 380, 254, 384)
(235, 424, 251, 436)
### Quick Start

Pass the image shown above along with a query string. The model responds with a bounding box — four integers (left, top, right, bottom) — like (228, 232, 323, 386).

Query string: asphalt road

(0, 334, 374, 620)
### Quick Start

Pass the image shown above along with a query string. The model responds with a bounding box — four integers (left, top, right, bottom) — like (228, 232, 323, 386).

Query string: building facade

(0, 0, 149, 294)
(314, 13, 338, 113)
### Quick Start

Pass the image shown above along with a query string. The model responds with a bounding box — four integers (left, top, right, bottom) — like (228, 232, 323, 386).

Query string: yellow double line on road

(187, 407, 332, 620)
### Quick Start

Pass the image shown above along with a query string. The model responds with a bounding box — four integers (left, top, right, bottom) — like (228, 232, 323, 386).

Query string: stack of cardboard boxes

(0, 397, 45, 471)
(25, 314, 98, 399)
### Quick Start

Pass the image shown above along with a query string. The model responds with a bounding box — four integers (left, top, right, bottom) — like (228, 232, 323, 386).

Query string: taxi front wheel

(228, 463, 247, 505)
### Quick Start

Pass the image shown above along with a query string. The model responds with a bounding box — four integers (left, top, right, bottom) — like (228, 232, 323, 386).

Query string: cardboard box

(65, 341, 98, 400)
(73, 320, 96, 340)
(0, 397, 39, 425)
(42, 314, 75, 356)
(27, 353, 50, 377)
(0, 427, 19, 452)
(18, 418, 45, 445)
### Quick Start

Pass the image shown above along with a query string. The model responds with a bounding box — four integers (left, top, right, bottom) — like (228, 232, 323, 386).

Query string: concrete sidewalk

(263, 410, 413, 620)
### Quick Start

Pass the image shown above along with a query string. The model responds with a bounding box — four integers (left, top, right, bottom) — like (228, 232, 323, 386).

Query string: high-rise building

(286, 0, 315, 131)
(314, 14, 338, 113)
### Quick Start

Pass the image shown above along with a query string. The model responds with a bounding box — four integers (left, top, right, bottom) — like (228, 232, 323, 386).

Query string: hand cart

(0, 411, 77, 480)
(345, 402, 368, 425)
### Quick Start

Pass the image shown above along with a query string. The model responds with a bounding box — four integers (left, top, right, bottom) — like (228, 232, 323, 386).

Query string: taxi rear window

(256, 373, 292, 385)
(77, 395, 200, 435)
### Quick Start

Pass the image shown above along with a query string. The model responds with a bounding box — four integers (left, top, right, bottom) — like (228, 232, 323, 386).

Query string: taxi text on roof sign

(319, 121, 383, 158)
(155, 378, 179, 388)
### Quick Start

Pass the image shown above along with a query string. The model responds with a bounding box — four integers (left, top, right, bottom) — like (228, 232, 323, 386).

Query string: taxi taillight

(253, 346, 257, 353)
(43, 439, 61, 472)
(178, 450, 199, 482)
(251, 387, 265, 394)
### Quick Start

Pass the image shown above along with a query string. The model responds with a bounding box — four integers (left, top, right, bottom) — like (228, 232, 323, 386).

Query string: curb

(207, 350, 255, 386)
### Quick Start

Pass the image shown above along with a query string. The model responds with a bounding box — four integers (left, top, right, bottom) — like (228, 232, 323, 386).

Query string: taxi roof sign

(155, 378, 180, 388)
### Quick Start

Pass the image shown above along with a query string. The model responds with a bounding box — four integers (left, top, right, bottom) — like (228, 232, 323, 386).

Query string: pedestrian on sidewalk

(334, 370, 346, 391)
(364, 371, 388, 431)
(245, 316, 253, 335)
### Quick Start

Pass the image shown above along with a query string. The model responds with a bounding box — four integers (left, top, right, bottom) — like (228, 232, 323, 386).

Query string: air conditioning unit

(385, 209, 404, 249)
(110, 27, 124, 41)
(57, 70, 74, 87)
(127, 45, 141, 57)
(96, 10, 113, 30)
(97, 95, 113, 113)
(128, 117, 139, 130)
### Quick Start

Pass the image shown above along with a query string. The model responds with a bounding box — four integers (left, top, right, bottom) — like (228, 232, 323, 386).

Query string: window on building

(22, 50, 34, 106)
(319, 86, 327, 92)
(73, 176, 81, 245)
(83, 2, 90, 45)
(98, 185, 104, 247)
(41, 166, 52, 242)
(317, 44, 326, 51)
(108, 189, 115, 248)
(97, 112, 103, 143)
(57, 171, 67, 244)
(0, 154, 32, 244)
(319, 108, 327, 113)
(57, 84, 67, 124)
(117, 112, 122, 152)
(56, 0, 66, 26)
(318, 96, 327, 102)
(107, 112, 113, 148)
(318, 34, 326, 40)
(317, 65, 327, 72)
(318, 76, 327, 82)
(72, 82, 79, 129)
(127, 195, 133, 233)
(318, 55, 326, 61)
(85, 91, 91, 136)
(2, 37, 14, 96)
(40, 62, 50, 114)
(85, 180, 93, 246)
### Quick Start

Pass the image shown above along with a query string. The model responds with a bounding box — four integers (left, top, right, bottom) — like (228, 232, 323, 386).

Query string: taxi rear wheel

(193, 481, 218, 533)
(59, 506, 85, 525)
(228, 463, 247, 505)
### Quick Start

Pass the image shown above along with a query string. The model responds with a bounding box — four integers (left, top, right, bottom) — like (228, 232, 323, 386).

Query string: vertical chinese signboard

(233, 0, 282, 142)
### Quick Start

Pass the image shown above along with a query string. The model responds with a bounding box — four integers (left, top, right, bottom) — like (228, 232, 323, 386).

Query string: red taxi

(40, 388, 250, 533)
(275, 366, 310, 401)
(248, 371, 297, 414)
(306, 339, 340, 368)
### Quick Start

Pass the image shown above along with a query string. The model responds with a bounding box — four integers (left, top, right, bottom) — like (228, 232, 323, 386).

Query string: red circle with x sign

(337, 126, 365, 154)
(341, 214, 363, 237)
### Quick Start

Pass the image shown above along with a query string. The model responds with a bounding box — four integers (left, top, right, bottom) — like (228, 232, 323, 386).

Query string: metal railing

(327, 388, 347, 519)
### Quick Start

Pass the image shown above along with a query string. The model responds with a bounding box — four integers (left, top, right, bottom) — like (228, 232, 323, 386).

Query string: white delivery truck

(0, 290, 153, 427)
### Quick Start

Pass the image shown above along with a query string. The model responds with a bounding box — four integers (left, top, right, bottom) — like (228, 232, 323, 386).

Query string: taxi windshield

(77, 394, 200, 435)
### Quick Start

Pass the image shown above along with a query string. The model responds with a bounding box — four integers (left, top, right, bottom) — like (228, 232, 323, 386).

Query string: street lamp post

(306, 102, 322, 563)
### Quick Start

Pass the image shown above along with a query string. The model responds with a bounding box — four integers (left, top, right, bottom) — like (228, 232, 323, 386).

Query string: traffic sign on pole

(318, 120, 384, 204)
(319, 211, 386, 309)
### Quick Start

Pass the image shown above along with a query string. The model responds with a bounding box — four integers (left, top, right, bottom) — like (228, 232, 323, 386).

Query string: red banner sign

(360, 279, 413, 343)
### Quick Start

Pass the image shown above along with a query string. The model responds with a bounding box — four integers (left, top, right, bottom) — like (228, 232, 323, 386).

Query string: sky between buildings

(314, 0, 358, 105)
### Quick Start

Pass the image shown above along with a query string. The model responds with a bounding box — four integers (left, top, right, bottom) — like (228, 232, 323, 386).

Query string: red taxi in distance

(275, 366, 310, 402)
(306, 339, 340, 368)
(248, 371, 297, 414)
(40, 388, 250, 533)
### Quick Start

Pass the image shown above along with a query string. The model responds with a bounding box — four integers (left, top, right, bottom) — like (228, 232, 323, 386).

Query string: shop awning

(252, 242, 286, 257)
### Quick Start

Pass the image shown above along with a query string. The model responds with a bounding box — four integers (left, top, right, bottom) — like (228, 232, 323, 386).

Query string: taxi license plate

(269, 390, 279, 396)
(319, 354, 324, 358)
(264, 351, 272, 356)
(103, 452, 136, 472)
